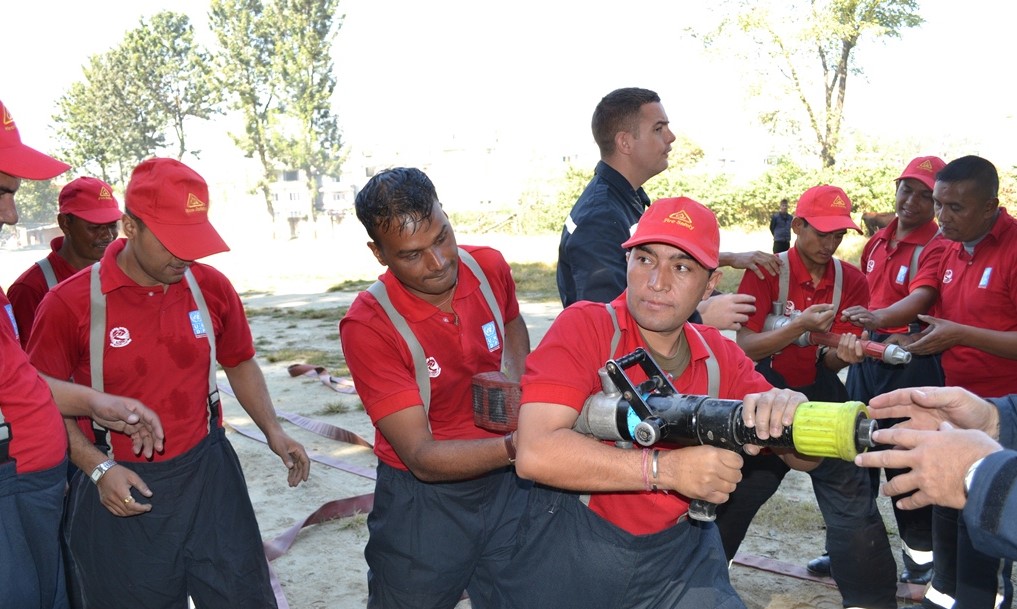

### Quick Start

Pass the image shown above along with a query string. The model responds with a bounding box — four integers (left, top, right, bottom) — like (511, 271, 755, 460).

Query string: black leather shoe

(900, 565, 933, 585)
(806, 554, 831, 577)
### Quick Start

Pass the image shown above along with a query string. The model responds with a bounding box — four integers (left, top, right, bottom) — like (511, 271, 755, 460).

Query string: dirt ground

(0, 220, 913, 608)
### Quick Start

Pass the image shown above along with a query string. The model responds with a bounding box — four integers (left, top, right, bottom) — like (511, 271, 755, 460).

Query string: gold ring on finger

(123, 496, 134, 504)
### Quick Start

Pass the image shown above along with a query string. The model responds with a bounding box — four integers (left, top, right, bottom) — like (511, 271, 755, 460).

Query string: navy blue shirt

(769, 212, 792, 242)
(556, 161, 650, 308)
(966, 394, 1017, 559)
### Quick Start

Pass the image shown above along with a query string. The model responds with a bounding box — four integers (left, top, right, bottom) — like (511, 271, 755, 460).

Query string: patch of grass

(246, 306, 349, 321)
(319, 399, 363, 415)
(510, 261, 558, 301)
(262, 347, 332, 364)
(336, 511, 368, 530)
(327, 279, 373, 293)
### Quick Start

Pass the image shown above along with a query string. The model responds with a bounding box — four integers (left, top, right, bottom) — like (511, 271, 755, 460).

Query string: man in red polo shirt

(8, 177, 121, 347)
(339, 167, 531, 609)
(718, 185, 898, 609)
(887, 155, 1017, 609)
(499, 197, 808, 609)
(0, 97, 163, 609)
(839, 155, 948, 586)
(27, 157, 309, 609)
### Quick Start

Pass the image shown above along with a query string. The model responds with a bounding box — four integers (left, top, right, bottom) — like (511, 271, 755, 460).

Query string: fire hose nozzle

(881, 343, 912, 365)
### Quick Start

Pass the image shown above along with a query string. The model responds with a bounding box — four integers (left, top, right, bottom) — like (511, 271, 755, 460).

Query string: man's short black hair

(354, 167, 439, 242)
(937, 155, 999, 200)
(592, 88, 661, 158)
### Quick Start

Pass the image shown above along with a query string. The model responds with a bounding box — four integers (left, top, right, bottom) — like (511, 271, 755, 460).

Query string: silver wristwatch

(90, 459, 117, 484)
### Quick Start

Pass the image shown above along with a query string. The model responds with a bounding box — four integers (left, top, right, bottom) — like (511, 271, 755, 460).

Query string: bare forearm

(406, 436, 516, 482)
(502, 315, 531, 382)
(873, 288, 937, 329)
(223, 359, 285, 437)
(515, 427, 646, 491)
(42, 375, 98, 417)
(737, 326, 803, 362)
(959, 328, 1017, 360)
(65, 419, 109, 474)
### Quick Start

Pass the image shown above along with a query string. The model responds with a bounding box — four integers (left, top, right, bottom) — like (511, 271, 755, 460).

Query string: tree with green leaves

(54, 51, 165, 185)
(270, 0, 344, 221)
(11, 179, 61, 225)
(120, 11, 221, 160)
(209, 0, 280, 219)
(717, 0, 922, 168)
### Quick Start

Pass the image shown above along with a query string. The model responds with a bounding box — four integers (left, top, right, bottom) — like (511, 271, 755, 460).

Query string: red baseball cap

(125, 158, 229, 260)
(59, 177, 123, 224)
(794, 185, 862, 233)
(622, 197, 720, 269)
(0, 99, 70, 180)
(897, 156, 946, 190)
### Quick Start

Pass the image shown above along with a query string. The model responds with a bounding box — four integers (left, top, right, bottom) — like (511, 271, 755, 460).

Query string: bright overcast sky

(6, 0, 1017, 174)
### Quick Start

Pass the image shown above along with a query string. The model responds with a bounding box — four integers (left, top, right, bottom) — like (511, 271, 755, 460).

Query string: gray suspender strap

(605, 302, 621, 358)
(776, 251, 791, 305)
(89, 264, 105, 392)
(685, 325, 720, 398)
(908, 245, 924, 284)
(36, 258, 58, 290)
(458, 248, 505, 348)
(830, 258, 843, 314)
(183, 268, 221, 434)
(776, 251, 843, 313)
(907, 228, 939, 285)
(366, 248, 505, 427)
(367, 280, 431, 418)
(89, 264, 219, 447)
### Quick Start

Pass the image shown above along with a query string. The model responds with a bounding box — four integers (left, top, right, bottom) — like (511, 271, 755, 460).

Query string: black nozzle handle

(688, 499, 717, 522)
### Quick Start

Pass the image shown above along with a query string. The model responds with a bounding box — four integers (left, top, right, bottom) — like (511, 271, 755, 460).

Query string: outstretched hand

(855, 422, 1002, 510)
(88, 393, 165, 458)
(267, 430, 311, 487)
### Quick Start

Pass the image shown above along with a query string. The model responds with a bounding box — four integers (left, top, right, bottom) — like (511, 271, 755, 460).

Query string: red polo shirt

(8, 237, 80, 347)
(27, 239, 255, 462)
(860, 218, 948, 332)
(739, 247, 868, 388)
(912, 208, 1017, 397)
(339, 245, 521, 470)
(521, 293, 772, 535)
(0, 315, 68, 474)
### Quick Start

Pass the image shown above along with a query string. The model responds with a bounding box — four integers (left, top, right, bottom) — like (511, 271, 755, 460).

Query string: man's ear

(122, 214, 138, 239)
(615, 130, 632, 156)
(367, 240, 387, 266)
(702, 270, 723, 301)
(791, 217, 805, 236)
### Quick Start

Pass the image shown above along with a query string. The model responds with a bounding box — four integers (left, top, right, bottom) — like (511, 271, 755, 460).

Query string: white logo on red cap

(664, 210, 694, 230)
(185, 193, 208, 213)
(109, 326, 132, 348)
